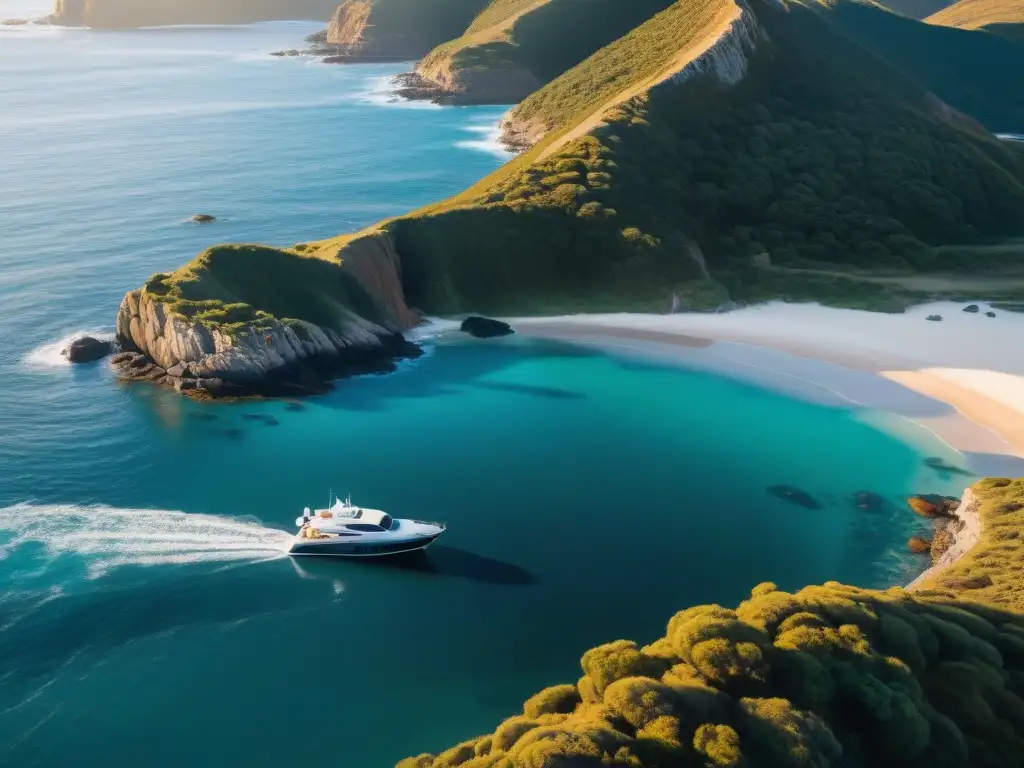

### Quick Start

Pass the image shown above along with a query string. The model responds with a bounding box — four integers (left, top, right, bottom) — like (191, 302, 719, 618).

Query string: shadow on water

(293, 545, 537, 586)
(469, 381, 585, 401)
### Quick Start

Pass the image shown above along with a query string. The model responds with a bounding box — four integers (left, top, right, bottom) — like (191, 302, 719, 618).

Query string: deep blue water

(0, 14, 970, 768)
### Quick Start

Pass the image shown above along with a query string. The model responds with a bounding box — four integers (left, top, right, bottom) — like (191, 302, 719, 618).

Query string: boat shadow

(300, 545, 537, 586)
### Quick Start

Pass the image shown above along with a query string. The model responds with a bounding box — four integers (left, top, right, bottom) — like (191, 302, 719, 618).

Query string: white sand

(509, 301, 1024, 476)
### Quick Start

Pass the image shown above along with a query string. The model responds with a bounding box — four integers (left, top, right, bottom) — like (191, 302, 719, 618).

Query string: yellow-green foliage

(915, 478, 1024, 607)
(507, 0, 734, 138)
(402, 482, 1024, 767)
(142, 244, 388, 335)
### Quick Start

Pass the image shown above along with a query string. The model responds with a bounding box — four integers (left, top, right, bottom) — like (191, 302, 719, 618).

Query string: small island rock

(461, 316, 514, 339)
(986, 311, 997, 318)
(926, 314, 942, 322)
(191, 214, 216, 223)
(62, 336, 113, 363)
(963, 304, 980, 313)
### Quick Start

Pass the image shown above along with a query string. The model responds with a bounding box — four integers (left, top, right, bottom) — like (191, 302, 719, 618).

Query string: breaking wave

(23, 330, 113, 369)
(0, 503, 292, 578)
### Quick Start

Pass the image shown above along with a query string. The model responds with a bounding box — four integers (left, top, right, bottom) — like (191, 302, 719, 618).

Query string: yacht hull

(288, 533, 442, 557)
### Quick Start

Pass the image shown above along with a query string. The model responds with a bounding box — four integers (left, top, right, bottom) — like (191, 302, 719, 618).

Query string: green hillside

(812, 0, 1024, 133)
(400, 478, 1024, 768)
(927, 0, 1024, 40)
(380, 0, 1024, 316)
(415, 0, 675, 103)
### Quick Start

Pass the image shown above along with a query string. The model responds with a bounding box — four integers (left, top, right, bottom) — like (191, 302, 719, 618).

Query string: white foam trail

(0, 503, 293, 577)
(409, 317, 463, 342)
(455, 120, 517, 158)
(358, 75, 441, 111)
(23, 330, 113, 369)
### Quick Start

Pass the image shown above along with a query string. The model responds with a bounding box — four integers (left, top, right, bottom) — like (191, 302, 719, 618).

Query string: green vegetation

(812, 0, 1024, 132)
(917, 478, 1024, 604)
(418, 0, 675, 93)
(399, 484, 1024, 767)
(143, 244, 389, 336)
(381, 0, 1024, 315)
(504, 0, 737, 144)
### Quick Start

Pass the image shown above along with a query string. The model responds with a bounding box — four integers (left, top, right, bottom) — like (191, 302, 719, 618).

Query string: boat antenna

(328, 487, 332, 508)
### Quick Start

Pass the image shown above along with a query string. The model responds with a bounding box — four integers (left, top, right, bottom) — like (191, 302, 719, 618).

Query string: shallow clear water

(0, 16, 972, 768)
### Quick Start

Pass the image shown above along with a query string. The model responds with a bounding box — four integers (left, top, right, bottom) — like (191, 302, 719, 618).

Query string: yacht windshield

(380, 514, 393, 531)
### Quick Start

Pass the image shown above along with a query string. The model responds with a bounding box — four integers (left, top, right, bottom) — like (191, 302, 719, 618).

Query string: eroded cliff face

(323, 0, 437, 60)
(406, 56, 543, 105)
(113, 232, 421, 398)
(50, 0, 339, 28)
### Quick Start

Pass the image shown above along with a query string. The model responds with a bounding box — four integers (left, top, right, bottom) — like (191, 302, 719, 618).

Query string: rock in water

(461, 316, 514, 338)
(62, 336, 113, 363)
(191, 214, 216, 223)
(926, 314, 943, 322)
(963, 304, 980, 313)
(908, 536, 931, 554)
(986, 311, 997, 318)
(767, 485, 823, 510)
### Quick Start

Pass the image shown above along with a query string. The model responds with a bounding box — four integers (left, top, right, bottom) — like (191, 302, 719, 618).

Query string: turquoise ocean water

(0, 12, 971, 767)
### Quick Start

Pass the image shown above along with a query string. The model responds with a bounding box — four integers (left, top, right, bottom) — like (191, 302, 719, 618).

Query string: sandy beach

(509, 300, 1024, 478)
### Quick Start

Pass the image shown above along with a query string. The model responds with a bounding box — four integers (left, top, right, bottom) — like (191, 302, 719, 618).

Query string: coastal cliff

(318, 0, 489, 61)
(113, 233, 420, 398)
(49, 0, 340, 28)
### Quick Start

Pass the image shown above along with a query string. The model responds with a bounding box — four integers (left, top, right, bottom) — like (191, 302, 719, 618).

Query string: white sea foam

(0, 503, 293, 578)
(358, 75, 441, 110)
(455, 119, 516, 158)
(23, 330, 113, 369)
(409, 317, 463, 342)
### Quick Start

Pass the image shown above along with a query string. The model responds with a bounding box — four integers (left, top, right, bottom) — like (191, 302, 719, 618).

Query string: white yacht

(288, 495, 445, 557)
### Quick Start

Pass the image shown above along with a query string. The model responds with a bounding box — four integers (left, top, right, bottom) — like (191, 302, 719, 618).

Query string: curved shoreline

(508, 302, 1024, 478)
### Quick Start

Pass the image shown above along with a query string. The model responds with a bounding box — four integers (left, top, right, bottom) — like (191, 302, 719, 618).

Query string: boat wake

(0, 503, 293, 578)
(23, 330, 113, 369)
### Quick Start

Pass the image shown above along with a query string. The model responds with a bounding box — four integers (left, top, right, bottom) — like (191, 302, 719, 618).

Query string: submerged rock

(767, 485, 823, 510)
(270, 49, 302, 57)
(461, 316, 514, 339)
(907, 494, 959, 518)
(63, 336, 113, 363)
(986, 311, 997, 318)
(924, 456, 973, 476)
(852, 490, 884, 512)
(908, 536, 931, 554)
(191, 214, 216, 223)
(926, 314, 943, 322)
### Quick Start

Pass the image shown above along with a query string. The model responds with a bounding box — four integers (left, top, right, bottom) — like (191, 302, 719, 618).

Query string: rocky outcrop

(63, 336, 113, 363)
(394, 67, 542, 106)
(460, 316, 514, 338)
(113, 290, 418, 397)
(113, 232, 421, 398)
(49, 0, 339, 28)
(318, 0, 489, 62)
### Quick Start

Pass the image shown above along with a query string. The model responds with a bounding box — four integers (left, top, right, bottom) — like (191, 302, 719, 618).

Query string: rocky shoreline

(907, 487, 981, 590)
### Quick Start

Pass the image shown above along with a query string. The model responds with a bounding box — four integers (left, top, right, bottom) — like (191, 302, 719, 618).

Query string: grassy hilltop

(927, 0, 1024, 40)
(414, 0, 676, 102)
(400, 478, 1024, 768)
